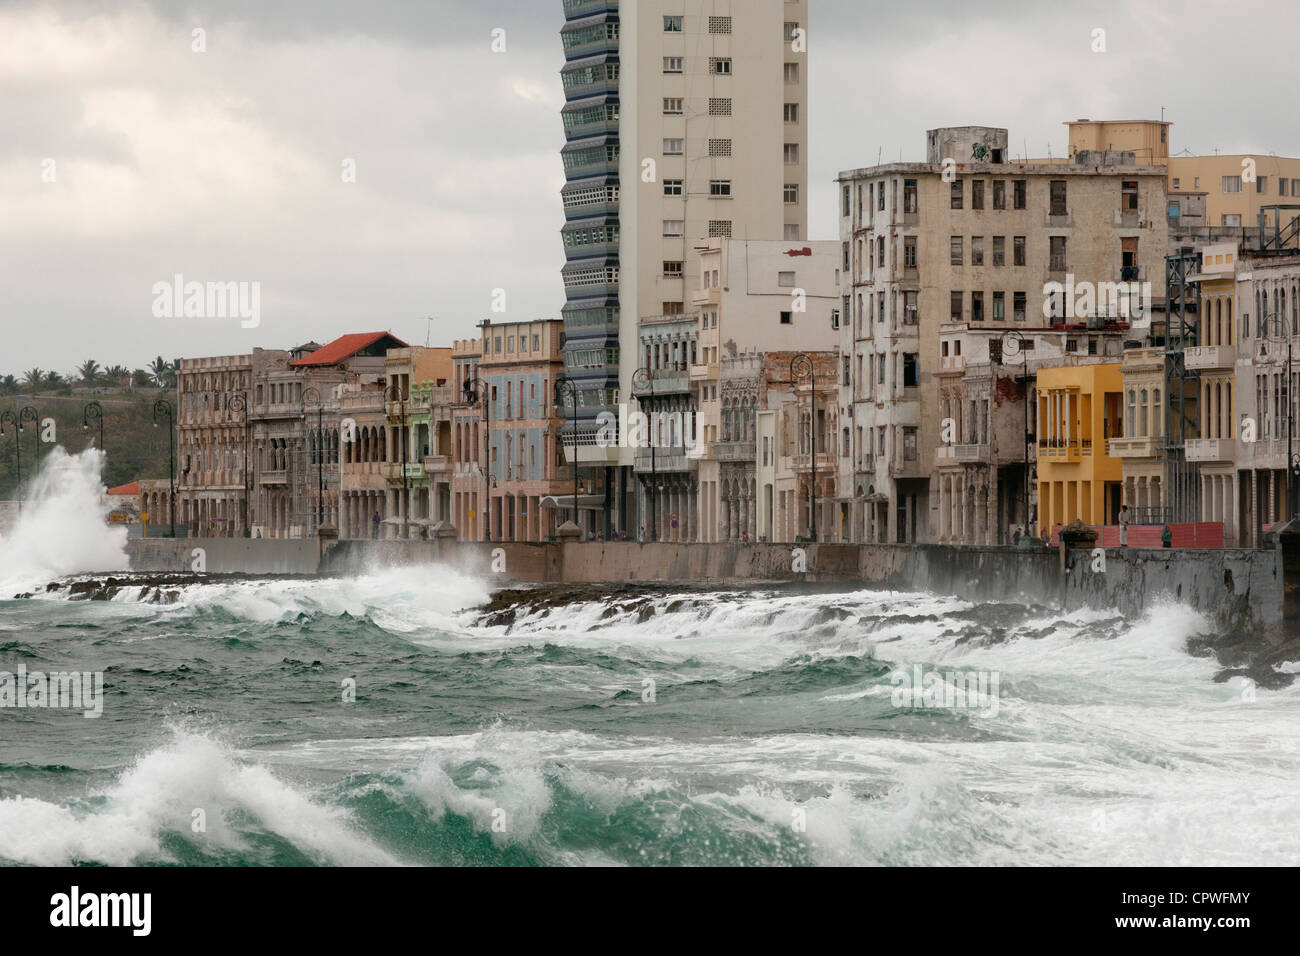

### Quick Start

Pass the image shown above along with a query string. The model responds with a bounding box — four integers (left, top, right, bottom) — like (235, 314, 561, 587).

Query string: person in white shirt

(1118, 504, 1131, 548)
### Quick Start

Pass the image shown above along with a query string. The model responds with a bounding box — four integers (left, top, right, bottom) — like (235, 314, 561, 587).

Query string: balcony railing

(1185, 438, 1230, 462)
(714, 441, 756, 462)
(1184, 345, 1233, 371)
(1107, 436, 1159, 458)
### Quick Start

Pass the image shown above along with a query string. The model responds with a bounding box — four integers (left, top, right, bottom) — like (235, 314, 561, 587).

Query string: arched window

(1152, 389, 1161, 436)
(1128, 390, 1136, 438)
(1139, 389, 1148, 437)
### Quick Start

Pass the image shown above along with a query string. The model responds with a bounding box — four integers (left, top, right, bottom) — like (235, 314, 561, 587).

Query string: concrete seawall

(125, 538, 1286, 633)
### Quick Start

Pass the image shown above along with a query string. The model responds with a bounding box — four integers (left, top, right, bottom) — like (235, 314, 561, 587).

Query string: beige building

(175, 353, 252, 537)
(1111, 345, 1167, 522)
(838, 125, 1167, 543)
(382, 347, 452, 538)
(559, 0, 809, 537)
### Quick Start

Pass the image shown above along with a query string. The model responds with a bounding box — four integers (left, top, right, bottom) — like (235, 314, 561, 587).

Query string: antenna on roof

(425, 316, 435, 347)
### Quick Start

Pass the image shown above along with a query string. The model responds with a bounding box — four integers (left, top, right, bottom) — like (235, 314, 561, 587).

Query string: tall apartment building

(559, 0, 808, 535)
(175, 354, 252, 537)
(837, 125, 1168, 544)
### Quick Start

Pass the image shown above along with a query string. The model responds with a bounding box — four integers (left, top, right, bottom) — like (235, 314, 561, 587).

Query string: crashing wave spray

(0, 446, 128, 593)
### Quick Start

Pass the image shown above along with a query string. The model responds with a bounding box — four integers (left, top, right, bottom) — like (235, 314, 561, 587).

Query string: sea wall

(126, 538, 1285, 633)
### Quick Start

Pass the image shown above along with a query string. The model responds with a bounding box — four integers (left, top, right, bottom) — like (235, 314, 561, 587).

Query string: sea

(1, 448, 1297, 866)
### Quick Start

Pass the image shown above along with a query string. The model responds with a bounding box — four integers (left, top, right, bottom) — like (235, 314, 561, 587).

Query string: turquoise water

(2, 565, 1297, 866)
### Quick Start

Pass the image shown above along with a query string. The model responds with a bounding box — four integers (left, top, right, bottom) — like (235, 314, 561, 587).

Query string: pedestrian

(1119, 504, 1131, 548)
(1040, 525, 1050, 546)
(1012, 526, 1022, 546)
(1162, 524, 1172, 549)
(371, 511, 380, 539)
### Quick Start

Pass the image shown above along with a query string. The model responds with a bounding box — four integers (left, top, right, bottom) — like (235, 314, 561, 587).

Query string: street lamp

(631, 368, 657, 541)
(554, 377, 580, 535)
(385, 383, 409, 539)
(82, 401, 104, 453)
(1259, 311, 1296, 520)
(152, 399, 175, 537)
(302, 386, 325, 534)
(462, 374, 492, 541)
(229, 392, 250, 537)
(0, 407, 36, 515)
(1001, 330, 1032, 536)
(789, 354, 817, 542)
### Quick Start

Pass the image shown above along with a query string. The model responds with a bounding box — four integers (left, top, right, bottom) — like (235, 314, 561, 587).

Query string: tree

(149, 356, 177, 389)
(0, 375, 17, 395)
(22, 368, 44, 388)
(77, 359, 101, 385)
(104, 365, 129, 386)
(132, 369, 152, 388)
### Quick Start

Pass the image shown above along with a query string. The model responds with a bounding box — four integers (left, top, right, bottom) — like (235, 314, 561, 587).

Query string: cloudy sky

(3, 0, 1298, 375)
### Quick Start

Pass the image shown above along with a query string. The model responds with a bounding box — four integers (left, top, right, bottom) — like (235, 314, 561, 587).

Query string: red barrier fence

(1047, 522, 1225, 549)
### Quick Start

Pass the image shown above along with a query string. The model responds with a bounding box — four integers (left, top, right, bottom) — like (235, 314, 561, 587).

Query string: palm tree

(0, 375, 16, 395)
(22, 368, 44, 388)
(132, 369, 151, 388)
(46, 371, 66, 386)
(149, 356, 177, 389)
(104, 365, 129, 386)
(77, 359, 100, 385)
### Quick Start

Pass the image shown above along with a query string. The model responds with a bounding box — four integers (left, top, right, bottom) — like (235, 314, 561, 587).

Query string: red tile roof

(107, 481, 141, 496)
(290, 332, 409, 368)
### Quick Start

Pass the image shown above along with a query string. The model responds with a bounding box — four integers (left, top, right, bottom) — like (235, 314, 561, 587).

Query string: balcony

(423, 454, 452, 477)
(793, 451, 837, 472)
(938, 355, 965, 374)
(937, 443, 991, 465)
(1184, 345, 1234, 371)
(692, 286, 721, 308)
(1185, 438, 1231, 462)
(562, 0, 617, 20)
(1113, 209, 1143, 228)
(634, 451, 696, 474)
(690, 362, 716, 382)
(1037, 439, 1088, 462)
(383, 462, 427, 484)
(1107, 436, 1159, 458)
(1244, 438, 1287, 467)
(259, 470, 288, 486)
(714, 441, 756, 462)
(1045, 208, 1072, 227)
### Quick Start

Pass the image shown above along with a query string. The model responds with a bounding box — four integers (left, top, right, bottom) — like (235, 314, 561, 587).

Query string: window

(903, 427, 918, 461)
(663, 138, 684, 155)
(663, 56, 683, 73)
(783, 184, 799, 204)
(708, 139, 732, 157)
(1257, 176, 1268, 194)
(783, 62, 799, 83)
(903, 178, 918, 214)
(1293, 179, 1300, 194)
(709, 97, 731, 116)
(971, 236, 984, 266)
(1168, 200, 1181, 221)
(971, 291, 984, 322)
(710, 57, 732, 75)
(663, 15, 683, 31)
(663, 219, 684, 237)
(1013, 235, 1026, 266)
(950, 291, 963, 322)
(778, 271, 795, 287)
(1122, 180, 1138, 210)
(663, 179, 683, 197)
(783, 103, 799, 123)
(972, 180, 985, 210)
(663, 261, 683, 277)
(876, 236, 885, 267)
(992, 236, 1005, 266)
(533, 334, 540, 351)
(783, 143, 800, 164)
(708, 16, 732, 33)
(710, 179, 733, 197)
(842, 185, 851, 217)
(1223, 214, 1242, 227)
(951, 180, 963, 209)
(1223, 175, 1242, 194)
(1282, 180, 1290, 197)
(1049, 180, 1067, 216)
(784, 224, 799, 241)
(663, 97, 683, 115)
(1013, 179, 1027, 209)
(709, 220, 732, 238)
(903, 353, 919, 387)
(1013, 291, 1026, 322)
(779, 311, 792, 325)
(992, 180, 1006, 210)
(993, 291, 1005, 321)
(1172, 178, 1180, 190)
(1050, 235, 1067, 271)
(903, 291, 918, 325)
(903, 237, 917, 269)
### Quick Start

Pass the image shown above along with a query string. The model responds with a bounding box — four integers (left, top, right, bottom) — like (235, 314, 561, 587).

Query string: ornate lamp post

(1260, 311, 1296, 520)
(152, 399, 175, 537)
(82, 400, 104, 453)
(554, 377, 580, 533)
(302, 386, 326, 533)
(229, 392, 251, 537)
(631, 368, 657, 541)
(790, 354, 817, 542)
(385, 383, 409, 539)
(0, 408, 35, 515)
(462, 375, 492, 541)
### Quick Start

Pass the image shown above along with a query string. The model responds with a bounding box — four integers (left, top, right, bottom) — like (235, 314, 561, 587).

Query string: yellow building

(1036, 364, 1124, 530)
(1066, 118, 1300, 229)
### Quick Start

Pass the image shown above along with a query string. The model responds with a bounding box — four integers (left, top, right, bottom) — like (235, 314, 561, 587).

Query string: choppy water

(2, 569, 1297, 867)
(1, 448, 1297, 867)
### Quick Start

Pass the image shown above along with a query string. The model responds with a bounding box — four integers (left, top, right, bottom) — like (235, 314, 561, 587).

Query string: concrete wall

(127, 537, 1285, 634)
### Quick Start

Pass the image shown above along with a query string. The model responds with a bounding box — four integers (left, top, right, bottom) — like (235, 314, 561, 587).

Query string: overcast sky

(3, 0, 1298, 375)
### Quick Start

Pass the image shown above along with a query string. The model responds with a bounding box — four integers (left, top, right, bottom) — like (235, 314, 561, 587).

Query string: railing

(714, 441, 756, 462)
(1107, 436, 1159, 458)
(1184, 345, 1233, 371)
(1185, 438, 1229, 462)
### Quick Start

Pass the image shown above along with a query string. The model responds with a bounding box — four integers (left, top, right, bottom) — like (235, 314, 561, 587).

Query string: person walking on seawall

(1162, 524, 1172, 549)
(1118, 504, 1131, 548)
(371, 511, 381, 540)
(1040, 524, 1050, 546)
